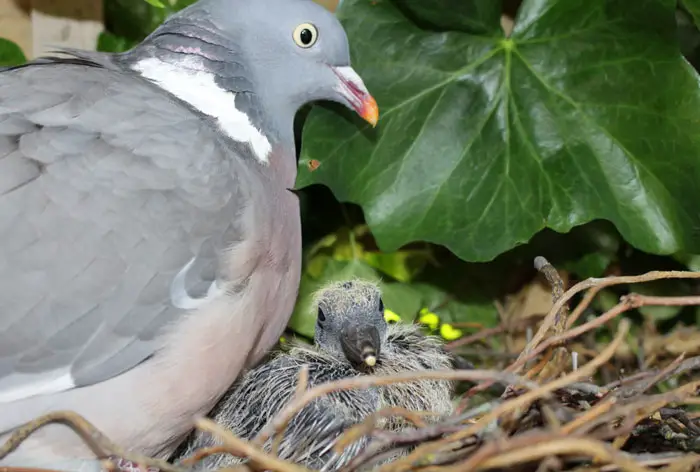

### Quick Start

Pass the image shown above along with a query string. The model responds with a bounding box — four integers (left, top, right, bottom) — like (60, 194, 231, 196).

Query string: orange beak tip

(361, 95, 379, 127)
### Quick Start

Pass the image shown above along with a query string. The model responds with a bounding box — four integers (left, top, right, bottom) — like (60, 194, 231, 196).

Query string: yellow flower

(418, 308, 439, 330)
(383, 309, 402, 324)
(439, 323, 463, 341)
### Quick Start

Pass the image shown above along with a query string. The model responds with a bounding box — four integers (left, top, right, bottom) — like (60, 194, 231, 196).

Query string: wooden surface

(30, 0, 103, 58)
(0, 0, 31, 56)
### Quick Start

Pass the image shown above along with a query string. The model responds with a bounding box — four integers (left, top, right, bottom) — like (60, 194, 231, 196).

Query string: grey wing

(0, 56, 250, 403)
(179, 354, 380, 471)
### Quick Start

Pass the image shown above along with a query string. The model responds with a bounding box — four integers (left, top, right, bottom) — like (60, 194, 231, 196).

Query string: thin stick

(560, 398, 617, 435)
(475, 437, 652, 472)
(386, 319, 630, 472)
(334, 407, 433, 451)
(177, 445, 233, 467)
(255, 370, 538, 447)
(194, 418, 311, 472)
(534, 256, 568, 333)
(446, 325, 505, 350)
(518, 270, 700, 366)
(461, 297, 632, 404)
(0, 411, 184, 472)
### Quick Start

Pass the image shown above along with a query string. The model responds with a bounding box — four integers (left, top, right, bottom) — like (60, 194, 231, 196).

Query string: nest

(2, 257, 700, 472)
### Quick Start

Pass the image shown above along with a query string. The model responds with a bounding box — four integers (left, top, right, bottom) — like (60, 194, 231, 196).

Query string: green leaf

(0, 38, 26, 67)
(96, 31, 139, 53)
(674, 252, 700, 271)
(392, 0, 503, 34)
(104, 0, 197, 43)
(681, 0, 700, 29)
(298, 0, 700, 262)
(144, 0, 166, 8)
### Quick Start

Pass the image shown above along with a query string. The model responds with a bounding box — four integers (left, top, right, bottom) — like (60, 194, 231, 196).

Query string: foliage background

(3, 0, 700, 368)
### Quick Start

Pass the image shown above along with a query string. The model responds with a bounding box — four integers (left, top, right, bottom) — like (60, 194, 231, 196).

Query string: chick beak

(361, 347, 377, 367)
(331, 66, 379, 127)
(340, 322, 382, 369)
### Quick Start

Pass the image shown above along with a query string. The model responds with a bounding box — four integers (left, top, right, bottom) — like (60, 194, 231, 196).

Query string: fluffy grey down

(176, 280, 455, 471)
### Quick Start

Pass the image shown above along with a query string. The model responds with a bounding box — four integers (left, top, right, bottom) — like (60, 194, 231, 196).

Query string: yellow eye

(293, 23, 318, 48)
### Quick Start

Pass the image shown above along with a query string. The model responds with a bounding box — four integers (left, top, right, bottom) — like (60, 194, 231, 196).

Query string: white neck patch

(132, 57, 272, 164)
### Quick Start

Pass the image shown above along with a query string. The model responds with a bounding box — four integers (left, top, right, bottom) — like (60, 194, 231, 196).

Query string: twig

(446, 325, 506, 350)
(534, 256, 569, 333)
(474, 436, 652, 472)
(461, 296, 632, 405)
(615, 353, 686, 398)
(579, 381, 700, 438)
(446, 319, 534, 351)
(566, 286, 604, 329)
(598, 452, 700, 471)
(387, 319, 630, 472)
(255, 370, 539, 448)
(560, 397, 617, 435)
(0, 411, 184, 472)
(518, 270, 700, 366)
(194, 418, 311, 472)
(177, 445, 233, 467)
(334, 407, 432, 451)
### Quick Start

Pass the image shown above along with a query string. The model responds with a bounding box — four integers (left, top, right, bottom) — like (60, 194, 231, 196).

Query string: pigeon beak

(331, 66, 379, 127)
(340, 322, 382, 369)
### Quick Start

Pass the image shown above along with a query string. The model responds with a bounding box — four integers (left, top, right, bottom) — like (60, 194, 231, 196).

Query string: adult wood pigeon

(0, 0, 377, 469)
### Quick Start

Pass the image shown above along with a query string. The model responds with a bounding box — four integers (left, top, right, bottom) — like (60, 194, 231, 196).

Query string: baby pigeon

(0, 0, 377, 470)
(176, 280, 455, 471)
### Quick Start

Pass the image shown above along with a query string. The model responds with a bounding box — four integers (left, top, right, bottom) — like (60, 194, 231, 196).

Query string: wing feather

(0, 55, 252, 401)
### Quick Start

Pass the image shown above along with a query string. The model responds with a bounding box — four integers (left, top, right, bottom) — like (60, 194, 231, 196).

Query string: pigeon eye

(317, 306, 326, 323)
(293, 23, 318, 48)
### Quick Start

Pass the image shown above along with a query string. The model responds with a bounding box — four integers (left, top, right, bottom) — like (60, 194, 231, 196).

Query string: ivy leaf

(392, 0, 503, 34)
(681, 0, 700, 29)
(0, 38, 26, 67)
(96, 31, 139, 53)
(298, 0, 700, 262)
(105, 0, 197, 43)
(144, 0, 166, 8)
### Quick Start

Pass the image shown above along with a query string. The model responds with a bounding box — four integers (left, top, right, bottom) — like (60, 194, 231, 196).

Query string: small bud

(439, 323, 463, 341)
(383, 309, 402, 324)
(418, 309, 439, 330)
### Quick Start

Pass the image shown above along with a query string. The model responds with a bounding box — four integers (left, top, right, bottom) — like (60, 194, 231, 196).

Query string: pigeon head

(124, 0, 377, 165)
(313, 279, 387, 370)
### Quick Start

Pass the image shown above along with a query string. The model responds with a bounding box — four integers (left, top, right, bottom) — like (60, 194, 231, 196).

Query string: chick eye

(293, 23, 318, 48)
(317, 306, 326, 323)
(378, 298, 384, 313)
